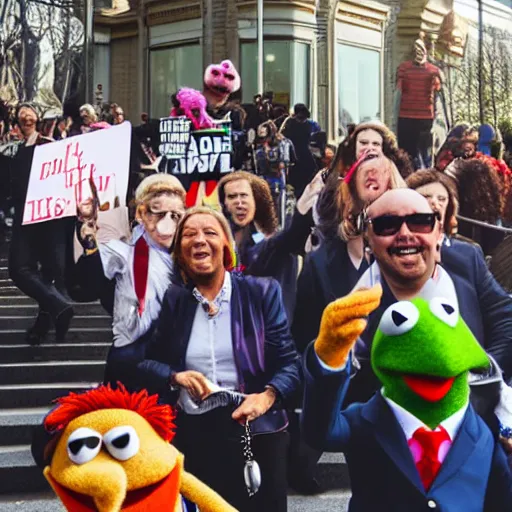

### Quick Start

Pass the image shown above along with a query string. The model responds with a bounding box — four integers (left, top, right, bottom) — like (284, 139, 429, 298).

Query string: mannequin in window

(395, 38, 442, 169)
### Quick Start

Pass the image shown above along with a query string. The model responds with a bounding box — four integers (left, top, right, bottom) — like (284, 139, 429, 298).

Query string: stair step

(0, 447, 49, 494)
(0, 342, 111, 363)
(0, 316, 112, 330)
(0, 409, 48, 446)
(0, 383, 100, 408)
(0, 495, 65, 512)
(0, 496, 65, 512)
(288, 490, 350, 511)
(0, 328, 112, 344)
(0, 296, 48, 306)
(0, 360, 105, 385)
(316, 453, 350, 491)
(0, 491, 352, 511)
(0, 446, 350, 499)
(0, 287, 24, 297)
(0, 303, 108, 316)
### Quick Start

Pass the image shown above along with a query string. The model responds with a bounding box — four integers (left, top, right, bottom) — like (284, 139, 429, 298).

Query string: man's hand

(314, 284, 382, 368)
(232, 389, 276, 424)
(173, 371, 212, 401)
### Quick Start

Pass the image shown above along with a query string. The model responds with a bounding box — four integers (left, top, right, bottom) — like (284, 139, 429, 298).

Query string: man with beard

(345, 188, 512, 406)
(8, 103, 75, 344)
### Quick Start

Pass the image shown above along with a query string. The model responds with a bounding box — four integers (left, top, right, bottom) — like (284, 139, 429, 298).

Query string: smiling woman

(172, 208, 235, 287)
(133, 205, 300, 511)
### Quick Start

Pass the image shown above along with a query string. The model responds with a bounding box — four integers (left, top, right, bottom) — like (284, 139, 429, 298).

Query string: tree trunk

(19, 0, 28, 101)
(60, 6, 72, 103)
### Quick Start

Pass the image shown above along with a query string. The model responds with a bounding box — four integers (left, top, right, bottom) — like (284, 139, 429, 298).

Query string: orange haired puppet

(31, 384, 238, 512)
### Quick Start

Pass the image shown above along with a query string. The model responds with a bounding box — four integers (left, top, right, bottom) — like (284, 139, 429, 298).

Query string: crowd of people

(2, 81, 512, 510)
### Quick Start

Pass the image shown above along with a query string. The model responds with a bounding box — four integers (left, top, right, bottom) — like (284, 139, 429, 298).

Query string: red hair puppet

(32, 384, 238, 512)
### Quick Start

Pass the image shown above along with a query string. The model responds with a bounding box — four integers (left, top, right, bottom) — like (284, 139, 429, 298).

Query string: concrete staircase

(0, 242, 110, 497)
(0, 239, 351, 510)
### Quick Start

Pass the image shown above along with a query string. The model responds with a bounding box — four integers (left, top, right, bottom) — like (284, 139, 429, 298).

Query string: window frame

(148, 40, 203, 119)
(239, 37, 312, 108)
(335, 39, 383, 136)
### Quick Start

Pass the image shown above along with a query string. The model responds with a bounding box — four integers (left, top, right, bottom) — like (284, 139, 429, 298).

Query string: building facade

(93, 0, 512, 140)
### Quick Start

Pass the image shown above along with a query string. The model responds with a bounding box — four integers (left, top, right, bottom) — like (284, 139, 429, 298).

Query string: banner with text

(22, 122, 131, 225)
(158, 117, 232, 186)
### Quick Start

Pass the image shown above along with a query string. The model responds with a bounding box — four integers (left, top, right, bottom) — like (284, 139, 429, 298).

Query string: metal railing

(456, 215, 512, 256)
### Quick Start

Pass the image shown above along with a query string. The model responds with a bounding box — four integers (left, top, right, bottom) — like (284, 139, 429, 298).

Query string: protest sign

(22, 122, 131, 225)
(158, 117, 232, 181)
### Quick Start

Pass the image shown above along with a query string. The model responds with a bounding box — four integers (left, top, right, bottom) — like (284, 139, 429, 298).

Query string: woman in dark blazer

(132, 206, 300, 512)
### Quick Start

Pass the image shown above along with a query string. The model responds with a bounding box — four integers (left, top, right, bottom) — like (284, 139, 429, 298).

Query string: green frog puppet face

(371, 297, 489, 429)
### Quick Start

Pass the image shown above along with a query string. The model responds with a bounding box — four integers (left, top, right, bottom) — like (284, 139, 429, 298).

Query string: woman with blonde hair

(73, 173, 187, 383)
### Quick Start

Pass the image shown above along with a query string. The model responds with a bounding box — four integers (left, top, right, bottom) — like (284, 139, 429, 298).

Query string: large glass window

(150, 44, 203, 118)
(241, 40, 310, 108)
(337, 44, 381, 134)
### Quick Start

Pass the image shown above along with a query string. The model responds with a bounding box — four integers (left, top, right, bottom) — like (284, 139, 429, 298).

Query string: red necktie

(409, 426, 451, 491)
(133, 236, 149, 315)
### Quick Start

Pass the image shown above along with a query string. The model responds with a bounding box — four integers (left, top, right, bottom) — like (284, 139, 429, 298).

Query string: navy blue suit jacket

(301, 346, 512, 511)
(131, 273, 301, 434)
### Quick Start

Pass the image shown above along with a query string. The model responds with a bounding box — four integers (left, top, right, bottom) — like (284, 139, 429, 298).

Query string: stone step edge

(0, 382, 99, 391)
(0, 360, 105, 368)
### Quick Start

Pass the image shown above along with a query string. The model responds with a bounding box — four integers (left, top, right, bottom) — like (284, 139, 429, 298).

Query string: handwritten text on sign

(23, 122, 131, 225)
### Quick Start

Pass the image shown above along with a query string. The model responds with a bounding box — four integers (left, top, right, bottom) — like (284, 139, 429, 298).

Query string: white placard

(22, 122, 131, 225)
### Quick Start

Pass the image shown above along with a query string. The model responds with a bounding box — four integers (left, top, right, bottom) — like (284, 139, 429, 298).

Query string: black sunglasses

(367, 212, 440, 237)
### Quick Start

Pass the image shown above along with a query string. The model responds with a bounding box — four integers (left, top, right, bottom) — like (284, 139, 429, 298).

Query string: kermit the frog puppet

(301, 285, 512, 511)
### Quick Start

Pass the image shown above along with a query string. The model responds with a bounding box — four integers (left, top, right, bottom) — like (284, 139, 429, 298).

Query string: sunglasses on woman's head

(367, 212, 440, 237)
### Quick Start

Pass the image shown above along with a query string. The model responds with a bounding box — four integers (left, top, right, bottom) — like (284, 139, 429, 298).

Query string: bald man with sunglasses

(340, 188, 512, 406)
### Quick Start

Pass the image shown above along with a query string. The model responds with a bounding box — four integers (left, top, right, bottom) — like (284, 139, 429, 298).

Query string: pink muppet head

(204, 60, 241, 99)
(170, 88, 214, 131)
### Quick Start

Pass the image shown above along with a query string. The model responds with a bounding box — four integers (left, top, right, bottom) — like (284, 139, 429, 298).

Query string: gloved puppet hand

(314, 284, 382, 368)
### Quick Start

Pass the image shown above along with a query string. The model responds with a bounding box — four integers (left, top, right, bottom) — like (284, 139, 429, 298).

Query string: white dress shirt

(180, 271, 239, 414)
(99, 225, 173, 347)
